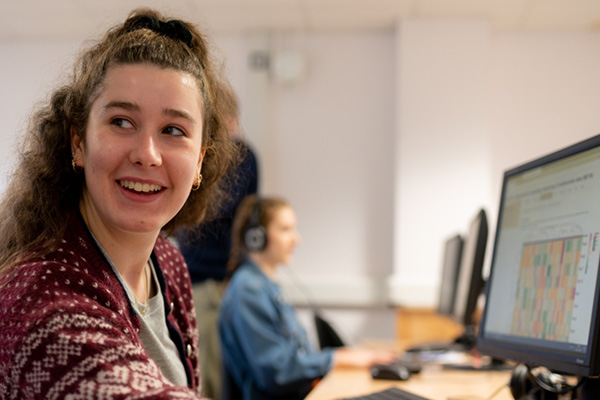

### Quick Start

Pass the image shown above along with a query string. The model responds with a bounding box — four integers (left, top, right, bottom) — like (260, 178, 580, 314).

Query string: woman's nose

(131, 131, 162, 167)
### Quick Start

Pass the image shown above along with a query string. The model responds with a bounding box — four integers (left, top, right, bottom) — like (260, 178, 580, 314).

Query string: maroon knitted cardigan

(0, 214, 207, 399)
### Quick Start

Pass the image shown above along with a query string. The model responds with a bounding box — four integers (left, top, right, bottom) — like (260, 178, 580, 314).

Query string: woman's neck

(249, 254, 277, 280)
(79, 201, 158, 299)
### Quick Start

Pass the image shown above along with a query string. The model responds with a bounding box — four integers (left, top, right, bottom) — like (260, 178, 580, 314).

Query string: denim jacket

(218, 261, 333, 400)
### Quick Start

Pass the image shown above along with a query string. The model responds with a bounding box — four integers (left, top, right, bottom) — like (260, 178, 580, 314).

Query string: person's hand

(333, 347, 398, 368)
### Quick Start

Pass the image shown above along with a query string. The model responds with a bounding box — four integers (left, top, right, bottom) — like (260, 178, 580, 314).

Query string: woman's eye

(111, 118, 133, 129)
(163, 126, 185, 137)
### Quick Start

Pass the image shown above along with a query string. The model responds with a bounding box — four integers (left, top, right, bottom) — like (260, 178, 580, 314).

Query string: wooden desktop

(305, 362, 514, 400)
(306, 308, 515, 400)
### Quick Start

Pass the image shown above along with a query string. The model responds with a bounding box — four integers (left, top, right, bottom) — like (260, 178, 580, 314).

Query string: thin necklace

(138, 262, 150, 317)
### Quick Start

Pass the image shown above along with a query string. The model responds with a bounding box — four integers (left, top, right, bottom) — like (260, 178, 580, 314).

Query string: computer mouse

(370, 363, 412, 381)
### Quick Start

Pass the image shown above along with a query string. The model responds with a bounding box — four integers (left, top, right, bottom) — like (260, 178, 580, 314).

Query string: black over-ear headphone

(244, 198, 267, 252)
(509, 364, 560, 400)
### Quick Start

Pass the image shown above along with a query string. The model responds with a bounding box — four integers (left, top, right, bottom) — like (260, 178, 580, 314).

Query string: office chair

(221, 361, 243, 400)
(313, 312, 345, 350)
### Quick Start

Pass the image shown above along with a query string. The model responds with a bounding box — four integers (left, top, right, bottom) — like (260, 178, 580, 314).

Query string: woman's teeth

(120, 180, 162, 193)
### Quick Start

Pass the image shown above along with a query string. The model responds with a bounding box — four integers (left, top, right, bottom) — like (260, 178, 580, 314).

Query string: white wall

(217, 32, 396, 295)
(0, 39, 81, 192)
(389, 21, 600, 310)
(2, 21, 600, 343)
(391, 20, 493, 307)
(217, 31, 398, 342)
(489, 32, 600, 205)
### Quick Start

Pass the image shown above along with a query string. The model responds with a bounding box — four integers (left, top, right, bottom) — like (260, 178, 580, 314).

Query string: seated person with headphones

(218, 195, 396, 400)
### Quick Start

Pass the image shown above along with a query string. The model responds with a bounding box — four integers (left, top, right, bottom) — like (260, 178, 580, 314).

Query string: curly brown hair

(0, 8, 239, 275)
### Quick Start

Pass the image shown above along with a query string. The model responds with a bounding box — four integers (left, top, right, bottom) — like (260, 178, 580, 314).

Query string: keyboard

(338, 387, 431, 400)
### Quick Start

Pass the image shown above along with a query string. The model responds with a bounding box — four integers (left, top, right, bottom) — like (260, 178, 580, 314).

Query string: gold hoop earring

(71, 153, 83, 173)
(192, 173, 203, 191)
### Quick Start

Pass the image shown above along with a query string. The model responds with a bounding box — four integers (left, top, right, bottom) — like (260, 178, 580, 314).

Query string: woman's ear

(70, 126, 84, 167)
(197, 147, 207, 170)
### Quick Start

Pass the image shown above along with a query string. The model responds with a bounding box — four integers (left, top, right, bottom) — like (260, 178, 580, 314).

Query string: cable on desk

(484, 380, 511, 400)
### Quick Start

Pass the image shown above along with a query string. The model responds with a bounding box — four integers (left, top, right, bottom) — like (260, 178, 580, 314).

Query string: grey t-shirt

(91, 235, 188, 387)
(136, 264, 188, 387)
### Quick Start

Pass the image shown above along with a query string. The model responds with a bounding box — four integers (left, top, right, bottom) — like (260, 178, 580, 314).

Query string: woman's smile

(119, 179, 163, 193)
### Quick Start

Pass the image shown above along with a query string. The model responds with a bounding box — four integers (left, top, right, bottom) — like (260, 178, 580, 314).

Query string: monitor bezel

(477, 133, 600, 377)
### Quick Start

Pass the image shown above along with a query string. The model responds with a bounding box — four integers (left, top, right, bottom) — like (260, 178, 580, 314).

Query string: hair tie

(126, 15, 193, 48)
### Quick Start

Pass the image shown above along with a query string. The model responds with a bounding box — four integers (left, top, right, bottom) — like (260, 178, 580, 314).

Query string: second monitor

(406, 209, 488, 354)
(436, 233, 464, 317)
(451, 208, 488, 349)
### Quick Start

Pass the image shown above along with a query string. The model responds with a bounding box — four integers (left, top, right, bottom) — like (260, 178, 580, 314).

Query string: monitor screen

(437, 234, 463, 317)
(478, 134, 600, 377)
(452, 209, 488, 328)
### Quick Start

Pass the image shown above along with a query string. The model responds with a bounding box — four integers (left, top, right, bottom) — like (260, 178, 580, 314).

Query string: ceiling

(2, 0, 600, 41)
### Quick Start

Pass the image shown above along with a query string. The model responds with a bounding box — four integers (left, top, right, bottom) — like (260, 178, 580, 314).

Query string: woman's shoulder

(0, 232, 134, 336)
(4, 229, 126, 294)
(154, 236, 186, 271)
(0, 241, 103, 298)
(0, 252, 131, 321)
(153, 236, 192, 294)
(227, 263, 273, 297)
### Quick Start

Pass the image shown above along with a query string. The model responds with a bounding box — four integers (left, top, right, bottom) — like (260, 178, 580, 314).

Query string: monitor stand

(403, 326, 512, 371)
(404, 325, 477, 354)
(444, 356, 512, 371)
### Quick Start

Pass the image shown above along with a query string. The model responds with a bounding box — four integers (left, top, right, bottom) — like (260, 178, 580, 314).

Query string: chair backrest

(313, 312, 345, 350)
(221, 361, 243, 400)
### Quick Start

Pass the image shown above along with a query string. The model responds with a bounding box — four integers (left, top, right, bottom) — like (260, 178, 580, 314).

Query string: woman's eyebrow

(163, 108, 197, 124)
(103, 100, 139, 112)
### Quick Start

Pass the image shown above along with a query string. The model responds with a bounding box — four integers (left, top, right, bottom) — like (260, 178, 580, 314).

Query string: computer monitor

(436, 234, 464, 317)
(406, 211, 487, 355)
(478, 134, 600, 378)
(452, 209, 488, 329)
(447, 209, 488, 350)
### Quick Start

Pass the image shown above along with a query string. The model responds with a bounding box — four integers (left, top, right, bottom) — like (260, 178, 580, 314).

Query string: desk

(306, 338, 515, 400)
(305, 365, 514, 400)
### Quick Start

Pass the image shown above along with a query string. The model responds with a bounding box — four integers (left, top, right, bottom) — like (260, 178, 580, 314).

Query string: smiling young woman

(0, 8, 239, 399)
